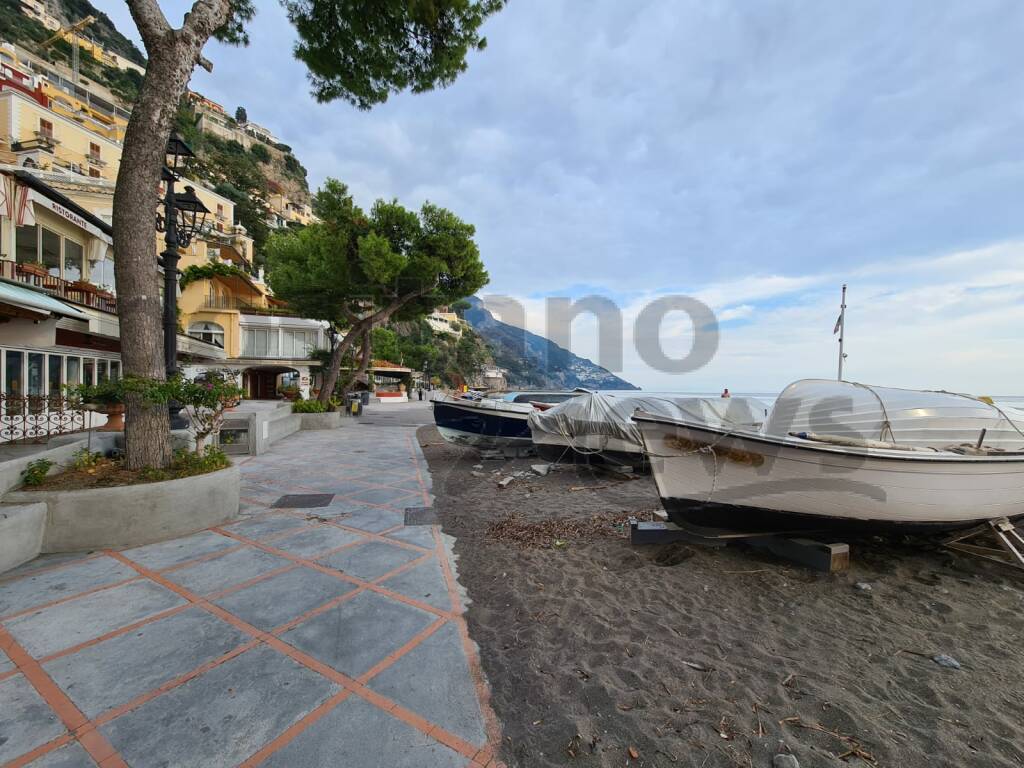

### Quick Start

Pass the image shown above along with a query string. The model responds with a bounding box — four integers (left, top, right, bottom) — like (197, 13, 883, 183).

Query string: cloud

(93, 0, 1024, 391)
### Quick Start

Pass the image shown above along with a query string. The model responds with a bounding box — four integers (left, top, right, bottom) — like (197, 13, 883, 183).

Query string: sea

(600, 390, 1024, 412)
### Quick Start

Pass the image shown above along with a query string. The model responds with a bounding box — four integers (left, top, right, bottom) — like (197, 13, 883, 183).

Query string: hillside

(51, 0, 146, 65)
(464, 297, 638, 390)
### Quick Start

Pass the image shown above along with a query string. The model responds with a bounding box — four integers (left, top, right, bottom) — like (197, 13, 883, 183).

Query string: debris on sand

(486, 511, 655, 548)
(498, 476, 515, 489)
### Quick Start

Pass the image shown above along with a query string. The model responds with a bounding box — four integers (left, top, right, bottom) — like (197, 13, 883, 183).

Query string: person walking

(417, 387, 424, 401)
(721, 388, 731, 398)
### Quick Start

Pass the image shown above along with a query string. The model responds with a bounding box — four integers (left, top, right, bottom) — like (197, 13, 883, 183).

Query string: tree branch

(126, 0, 172, 52)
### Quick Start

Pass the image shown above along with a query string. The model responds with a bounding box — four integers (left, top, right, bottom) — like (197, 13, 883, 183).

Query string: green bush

(70, 449, 104, 471)
(292, 399, 326, 413)
(171, 446, 230, 477)
(21, 458, 54, 487)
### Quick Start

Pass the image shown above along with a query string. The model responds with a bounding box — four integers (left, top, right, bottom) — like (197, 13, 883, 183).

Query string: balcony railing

(200, 296, 296, 316)
(0, 260, 117, 314)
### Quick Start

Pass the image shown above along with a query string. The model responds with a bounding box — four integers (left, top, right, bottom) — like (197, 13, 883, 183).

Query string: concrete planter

(298, 411, 343, 430)
(6, 463, 240, 553)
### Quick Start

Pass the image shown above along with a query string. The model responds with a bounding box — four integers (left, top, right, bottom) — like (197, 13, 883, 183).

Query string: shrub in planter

(66, 380, 126, 431)
(293, 399, 326, 413)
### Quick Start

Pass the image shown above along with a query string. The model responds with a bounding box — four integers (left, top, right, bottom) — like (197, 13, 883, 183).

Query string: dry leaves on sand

(487, 511, 654, 549)
(779, 716, 877, 764)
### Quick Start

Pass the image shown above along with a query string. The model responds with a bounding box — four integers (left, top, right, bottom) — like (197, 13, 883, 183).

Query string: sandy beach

(419, 425, 1024, 768)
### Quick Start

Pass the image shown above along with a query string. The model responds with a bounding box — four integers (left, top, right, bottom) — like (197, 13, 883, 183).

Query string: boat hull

(636, 416, 1024, 530)
(532, 433, 648, 469)
(432, 400, 532, 448)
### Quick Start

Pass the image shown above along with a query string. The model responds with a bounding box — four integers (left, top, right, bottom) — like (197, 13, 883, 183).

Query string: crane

(42, 15, 96, 85)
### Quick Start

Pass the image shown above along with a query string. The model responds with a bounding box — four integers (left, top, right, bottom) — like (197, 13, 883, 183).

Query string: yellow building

(0, 88, 122, 180)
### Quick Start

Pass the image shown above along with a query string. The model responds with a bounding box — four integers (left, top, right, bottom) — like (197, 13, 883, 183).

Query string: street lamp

(156, 134, 209, 428)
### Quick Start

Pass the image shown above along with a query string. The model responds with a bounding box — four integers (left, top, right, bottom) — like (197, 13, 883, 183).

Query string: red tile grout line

(431, 525, 506, 757)
(262, 512, 433, 555)
(2, 732, 75, 768)
(355, 617, 447, 684)
(102, 549, 485, 764)
(0, 626, 127, 768)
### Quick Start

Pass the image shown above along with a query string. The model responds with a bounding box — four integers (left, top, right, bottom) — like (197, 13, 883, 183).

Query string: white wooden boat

(528, 393, 767, 468)
(634, 380, 1024, 531)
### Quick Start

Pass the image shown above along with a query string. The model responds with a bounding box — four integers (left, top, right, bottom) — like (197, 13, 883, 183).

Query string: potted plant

(18, 261, 48, 278)
(279, 384, 300, 401)
(67, 380, 125, 431)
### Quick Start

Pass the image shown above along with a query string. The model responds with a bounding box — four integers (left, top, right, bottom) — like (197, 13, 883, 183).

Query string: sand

(418, 425, 1024, 768)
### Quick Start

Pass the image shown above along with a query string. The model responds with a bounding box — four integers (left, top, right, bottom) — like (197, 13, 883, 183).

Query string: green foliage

(283, 153, 307, 180)
(70, 449, 104, 471)
(292, 399, 326, 413)
(250, 143, 270, 163)
(451, 298, 472, 315)
(0, 0, 51, 46)
(235, 105, 248, 123)
(170, 446, 230, 477)
(266, 179, 489, 328)
(21, 458, 54, 487)
(179, 262, 247, 289)
(60, 0, 146, 65)
(66, 379, 124, 406)
(284, 0, 506, 108)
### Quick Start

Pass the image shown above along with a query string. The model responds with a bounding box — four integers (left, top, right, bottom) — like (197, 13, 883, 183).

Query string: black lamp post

(156, 135, 209, 428)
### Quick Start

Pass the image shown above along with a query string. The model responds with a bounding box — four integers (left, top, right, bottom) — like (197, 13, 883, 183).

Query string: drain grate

(404, 506, 439, 526)
(272, 493, 335, 509)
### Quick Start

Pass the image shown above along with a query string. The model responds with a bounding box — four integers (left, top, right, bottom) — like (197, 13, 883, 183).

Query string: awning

(0, 280, 91, 320)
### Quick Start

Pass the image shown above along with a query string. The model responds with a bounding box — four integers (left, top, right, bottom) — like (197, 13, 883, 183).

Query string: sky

(95, 0, 1024, 394)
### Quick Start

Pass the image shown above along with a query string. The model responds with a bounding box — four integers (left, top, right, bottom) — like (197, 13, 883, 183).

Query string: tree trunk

(115, 1, 230, 469)
(343, 329, 373, 397)
(317, 329, 362, 404)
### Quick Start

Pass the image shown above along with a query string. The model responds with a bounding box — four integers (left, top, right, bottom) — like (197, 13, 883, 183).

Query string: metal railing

(1, 394, 87, 444)
(0, 260, 117, 314)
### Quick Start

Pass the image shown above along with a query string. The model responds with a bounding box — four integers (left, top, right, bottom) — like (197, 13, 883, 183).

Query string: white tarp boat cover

(528, 393, 769, 451)
(764, 379, 1024, 450)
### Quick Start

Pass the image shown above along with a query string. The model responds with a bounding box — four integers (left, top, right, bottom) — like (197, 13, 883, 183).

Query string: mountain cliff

(463, 297, 638, 390)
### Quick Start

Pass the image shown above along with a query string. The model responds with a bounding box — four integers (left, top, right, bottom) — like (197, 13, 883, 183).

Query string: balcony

(200, 296, 295, 316)
(12, 134, 57, 153)
(0, 260, 117, 314)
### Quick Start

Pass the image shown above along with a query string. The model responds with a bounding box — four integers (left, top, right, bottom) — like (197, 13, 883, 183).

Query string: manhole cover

(272, 494, 335, 509)
(404, 506, 439, 526)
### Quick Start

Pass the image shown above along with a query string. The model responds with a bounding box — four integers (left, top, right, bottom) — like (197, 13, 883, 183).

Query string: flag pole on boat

(834, 283, 848, 380)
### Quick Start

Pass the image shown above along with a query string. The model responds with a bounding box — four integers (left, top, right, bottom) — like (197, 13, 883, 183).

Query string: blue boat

(432, 391, 582, 449)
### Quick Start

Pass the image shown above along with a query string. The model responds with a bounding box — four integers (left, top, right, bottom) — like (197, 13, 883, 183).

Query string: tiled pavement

(0, 402, 504, 768)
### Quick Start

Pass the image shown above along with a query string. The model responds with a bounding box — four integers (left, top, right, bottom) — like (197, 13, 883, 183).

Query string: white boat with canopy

(634, 379, 1024, 531)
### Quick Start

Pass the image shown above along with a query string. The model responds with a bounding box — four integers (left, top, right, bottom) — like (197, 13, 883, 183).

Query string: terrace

(0, 260, 116, 314)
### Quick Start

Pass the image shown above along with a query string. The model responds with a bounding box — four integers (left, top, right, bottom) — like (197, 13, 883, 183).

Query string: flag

(833, 314, 842, 335)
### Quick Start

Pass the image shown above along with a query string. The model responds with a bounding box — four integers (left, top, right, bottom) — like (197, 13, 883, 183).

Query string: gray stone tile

(25, 740, 96, 767)
(212, 567, 355, 631)
(1, 552, 95, 580)
(0, 675, 65, 764)
(220, 514, 310, 540)
(5, 580, 187, 659)
(386, 525, 438, 548)
(0, 557, 138, 618)
(318, 540, 424, 582)
(43, 608, 250, 719)
(271, 525, 365, 559)
(100, 645, 338, 768)
(262, 694, 466, 768)
(120, 531, 236, 571)
(380, 557, 452, 612)
(368, 622, 486, 747)
(344, 487, 419, 507)
(0, 648, 13, 675)
(330, 506, 404, 533)
(164, 547, 291, 596)
(281, 590, 434, 678)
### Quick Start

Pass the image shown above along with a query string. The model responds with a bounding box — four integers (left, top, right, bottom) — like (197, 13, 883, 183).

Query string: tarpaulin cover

(764, 379, 1024, 450)
(528, 393, 769, 452)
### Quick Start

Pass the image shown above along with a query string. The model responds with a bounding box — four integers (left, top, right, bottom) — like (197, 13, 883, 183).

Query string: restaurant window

(189, 322, 225, 348)
(109, 361, 120, 381)
(27, 353, 44, 395)
(15, 225, 37, 264)
(97, 359, 109, 383)
(64, 239, 84, 282)
(41, 227, 61, 277)
(5, 351, 23, 395)
(83, 358, 94, 386)
(38, 118, 53, 139)
(47, 355, 62, 395)
(89, 257, 114, 291)
(66, 356, 81, 386)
